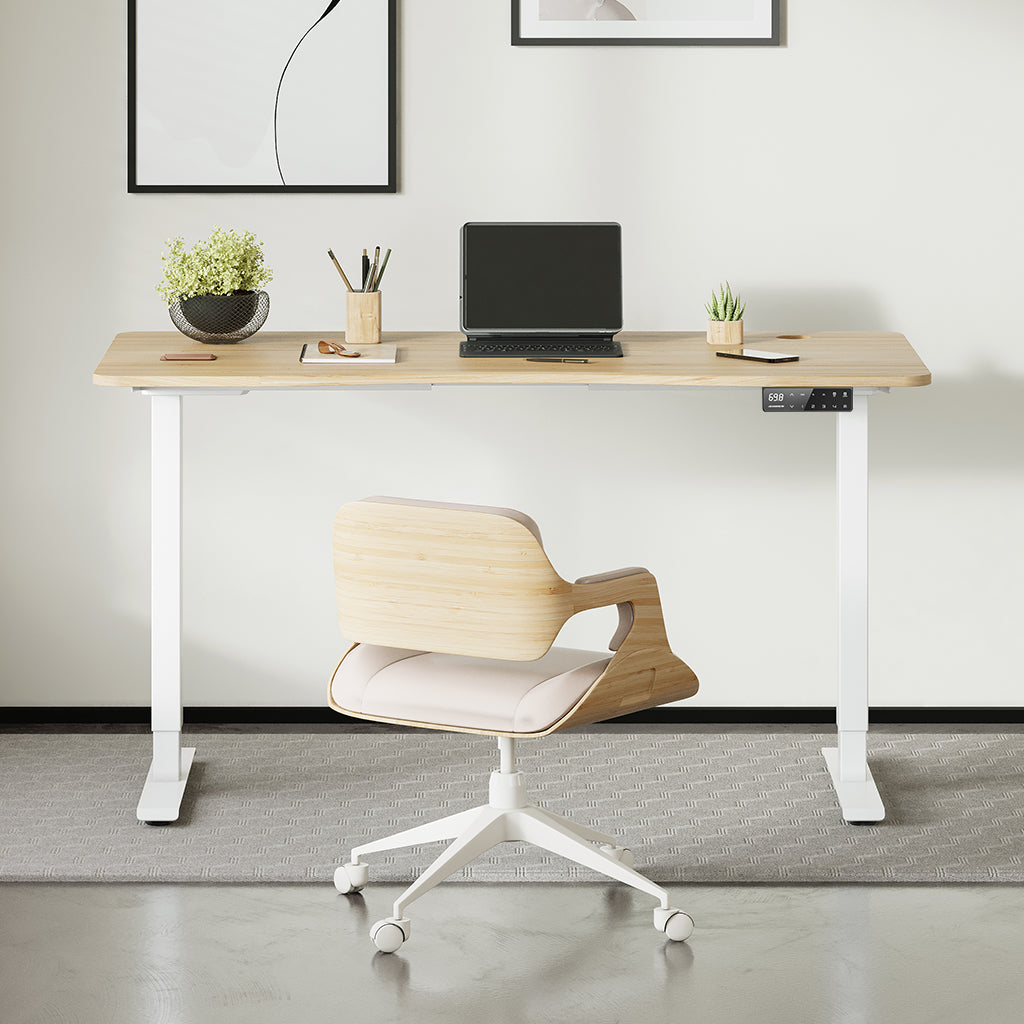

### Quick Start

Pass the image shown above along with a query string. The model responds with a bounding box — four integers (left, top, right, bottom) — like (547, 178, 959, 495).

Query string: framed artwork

(128, 0, 396, 193)
(513, 0, 779, 46)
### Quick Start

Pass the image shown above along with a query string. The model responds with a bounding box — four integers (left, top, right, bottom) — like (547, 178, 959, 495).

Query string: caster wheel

(653, 907, 694, 943)
(600, 844, 635, 868)
(370, 918, 410, 954)
(334, 862, 368, 894)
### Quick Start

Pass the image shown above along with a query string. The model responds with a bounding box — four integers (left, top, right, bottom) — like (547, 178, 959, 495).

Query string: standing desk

(94, 330, 931, 825)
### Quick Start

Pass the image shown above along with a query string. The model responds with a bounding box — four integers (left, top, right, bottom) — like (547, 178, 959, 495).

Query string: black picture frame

(128, 0, 397, 193)
(512, 0, 780, 47)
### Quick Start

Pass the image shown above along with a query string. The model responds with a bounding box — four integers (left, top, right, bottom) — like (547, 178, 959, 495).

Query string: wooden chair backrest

(333, 498, 575, 661)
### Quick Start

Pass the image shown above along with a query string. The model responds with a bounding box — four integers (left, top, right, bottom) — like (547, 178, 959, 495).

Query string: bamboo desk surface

(94, 331, 931, 390)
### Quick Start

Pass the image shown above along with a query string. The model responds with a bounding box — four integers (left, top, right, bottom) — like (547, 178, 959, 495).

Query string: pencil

(326, 248, 354, 291)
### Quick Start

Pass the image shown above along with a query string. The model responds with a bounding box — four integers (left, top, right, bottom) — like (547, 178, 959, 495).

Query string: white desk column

(822, 388, 884, 823)
(137, 393, 195, 823)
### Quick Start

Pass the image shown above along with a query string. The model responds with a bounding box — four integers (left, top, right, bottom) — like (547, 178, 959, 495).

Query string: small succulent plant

(705, 282, 745, 322)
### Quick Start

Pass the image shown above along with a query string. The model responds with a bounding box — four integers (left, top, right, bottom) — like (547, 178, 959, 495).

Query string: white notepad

(299, 343, 398, 364)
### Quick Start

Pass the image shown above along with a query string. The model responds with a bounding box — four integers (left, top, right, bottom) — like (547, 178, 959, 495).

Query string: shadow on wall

(873, 373, 1024, 476)
(74, 608, 331, 710)
(745, 286, 887, 334)
(742, 287, 1024, 477)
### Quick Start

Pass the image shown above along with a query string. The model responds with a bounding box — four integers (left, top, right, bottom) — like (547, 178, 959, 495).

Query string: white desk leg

(823, 391, 885, 823)
(137, 394, 195, 824)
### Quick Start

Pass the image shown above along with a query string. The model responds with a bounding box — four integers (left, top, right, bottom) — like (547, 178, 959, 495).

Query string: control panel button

(762, 387, 854, 412)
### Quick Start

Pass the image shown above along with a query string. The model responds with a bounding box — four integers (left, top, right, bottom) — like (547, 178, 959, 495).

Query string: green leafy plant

(156, 227, 273, 306)
(705, 282, 745, 322)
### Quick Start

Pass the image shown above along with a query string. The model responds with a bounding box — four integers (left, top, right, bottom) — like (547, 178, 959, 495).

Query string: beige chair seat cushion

(331, 643, 612, 734)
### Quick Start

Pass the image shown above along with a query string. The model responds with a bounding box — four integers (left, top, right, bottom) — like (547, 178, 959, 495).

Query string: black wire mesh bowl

(169, 291, 270, 343)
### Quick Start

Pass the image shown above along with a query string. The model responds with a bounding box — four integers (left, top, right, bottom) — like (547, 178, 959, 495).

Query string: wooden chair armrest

(571, 567, 666, 651)
(572, 567, 650, 606)
(549, 567, 697, 731)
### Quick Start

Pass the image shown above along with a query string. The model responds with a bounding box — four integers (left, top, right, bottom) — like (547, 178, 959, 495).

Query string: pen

(373, 248, 392, 290)
(361, 249, 369, 290)
(365, 245, 381, 292)
(161, 353, 216, 361)
(525, 357, 590, 363)
(326, 248, 354, 291)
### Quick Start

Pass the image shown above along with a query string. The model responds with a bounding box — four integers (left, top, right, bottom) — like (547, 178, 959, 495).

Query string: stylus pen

(365, 246, 381, 292)
(373, 248, 392, 290)
(525, 357, 590, 363)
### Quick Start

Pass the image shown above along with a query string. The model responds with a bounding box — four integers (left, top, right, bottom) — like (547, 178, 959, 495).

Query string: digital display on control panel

(762, 388, 853, 412)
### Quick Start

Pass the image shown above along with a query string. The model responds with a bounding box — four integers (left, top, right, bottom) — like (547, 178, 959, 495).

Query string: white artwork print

(521, 0, 774, 40)
(132, 0, 393, 190)
(540, 1, 757, 19)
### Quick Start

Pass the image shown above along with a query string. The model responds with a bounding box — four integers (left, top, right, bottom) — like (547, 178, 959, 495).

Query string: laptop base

(460, 337, 623, 359)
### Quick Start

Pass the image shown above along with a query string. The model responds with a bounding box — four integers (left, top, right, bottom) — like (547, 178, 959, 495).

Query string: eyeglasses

(318, 340, 361, 358)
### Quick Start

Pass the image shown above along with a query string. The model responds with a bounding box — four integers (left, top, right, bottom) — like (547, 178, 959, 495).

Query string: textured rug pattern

(2, 731, 1022, 883)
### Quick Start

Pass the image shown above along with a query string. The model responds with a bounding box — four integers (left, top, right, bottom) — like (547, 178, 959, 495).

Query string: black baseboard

(3, 706, 1024, 728)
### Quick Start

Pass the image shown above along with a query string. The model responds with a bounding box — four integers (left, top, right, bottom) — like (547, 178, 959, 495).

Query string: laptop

(459, 222, 624, 358)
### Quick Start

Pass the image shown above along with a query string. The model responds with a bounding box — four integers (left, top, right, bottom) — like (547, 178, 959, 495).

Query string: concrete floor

(3, 883, 1024, 1024)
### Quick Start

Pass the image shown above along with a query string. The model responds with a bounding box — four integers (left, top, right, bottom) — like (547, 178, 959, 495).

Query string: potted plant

(157, 227, 273, 342)
(705, 282, 745, 347)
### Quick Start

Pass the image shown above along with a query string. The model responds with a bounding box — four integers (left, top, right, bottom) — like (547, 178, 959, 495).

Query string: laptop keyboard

(460, 338, 623, 358)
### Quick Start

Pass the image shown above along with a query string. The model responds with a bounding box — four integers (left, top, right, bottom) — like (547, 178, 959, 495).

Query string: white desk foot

(137, 747, 196, 824)
(821, 747, 885, 824)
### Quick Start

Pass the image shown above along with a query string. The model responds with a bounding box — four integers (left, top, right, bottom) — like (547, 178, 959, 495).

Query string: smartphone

(715, 348, 799, 363)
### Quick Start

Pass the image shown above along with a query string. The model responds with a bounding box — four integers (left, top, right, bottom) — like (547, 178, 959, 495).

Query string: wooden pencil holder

(346, 291, 382, 345)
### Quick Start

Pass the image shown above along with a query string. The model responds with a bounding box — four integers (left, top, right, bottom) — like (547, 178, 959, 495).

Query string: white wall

(2, 1, 1022, 709)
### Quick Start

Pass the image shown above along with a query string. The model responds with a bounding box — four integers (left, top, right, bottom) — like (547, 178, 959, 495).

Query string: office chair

(329, 496, 699, 953)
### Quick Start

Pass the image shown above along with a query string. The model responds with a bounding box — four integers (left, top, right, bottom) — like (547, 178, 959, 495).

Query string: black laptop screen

(460, 223, 622, 335)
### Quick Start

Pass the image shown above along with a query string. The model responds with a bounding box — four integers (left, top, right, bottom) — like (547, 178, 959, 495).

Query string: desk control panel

(762, 387, 853, 412)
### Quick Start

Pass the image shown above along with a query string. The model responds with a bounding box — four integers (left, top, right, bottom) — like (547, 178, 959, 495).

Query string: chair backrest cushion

(333, 497, 575, 660)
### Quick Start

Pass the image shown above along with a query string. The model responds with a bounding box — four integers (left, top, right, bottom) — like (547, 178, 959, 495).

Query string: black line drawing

(274, 0, 342, 186)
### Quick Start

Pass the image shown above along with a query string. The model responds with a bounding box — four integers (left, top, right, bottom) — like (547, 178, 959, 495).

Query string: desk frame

(136, 381, 884, 825)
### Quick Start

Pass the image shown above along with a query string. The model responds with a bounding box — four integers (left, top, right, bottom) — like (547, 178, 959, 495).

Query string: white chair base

(335, 738, 693, 952)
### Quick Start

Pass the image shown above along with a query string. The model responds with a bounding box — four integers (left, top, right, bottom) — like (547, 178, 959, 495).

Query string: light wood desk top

(94, 331, 931, 390)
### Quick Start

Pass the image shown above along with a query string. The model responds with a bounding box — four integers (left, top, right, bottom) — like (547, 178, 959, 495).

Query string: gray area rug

(2, 730, 1022, 883)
